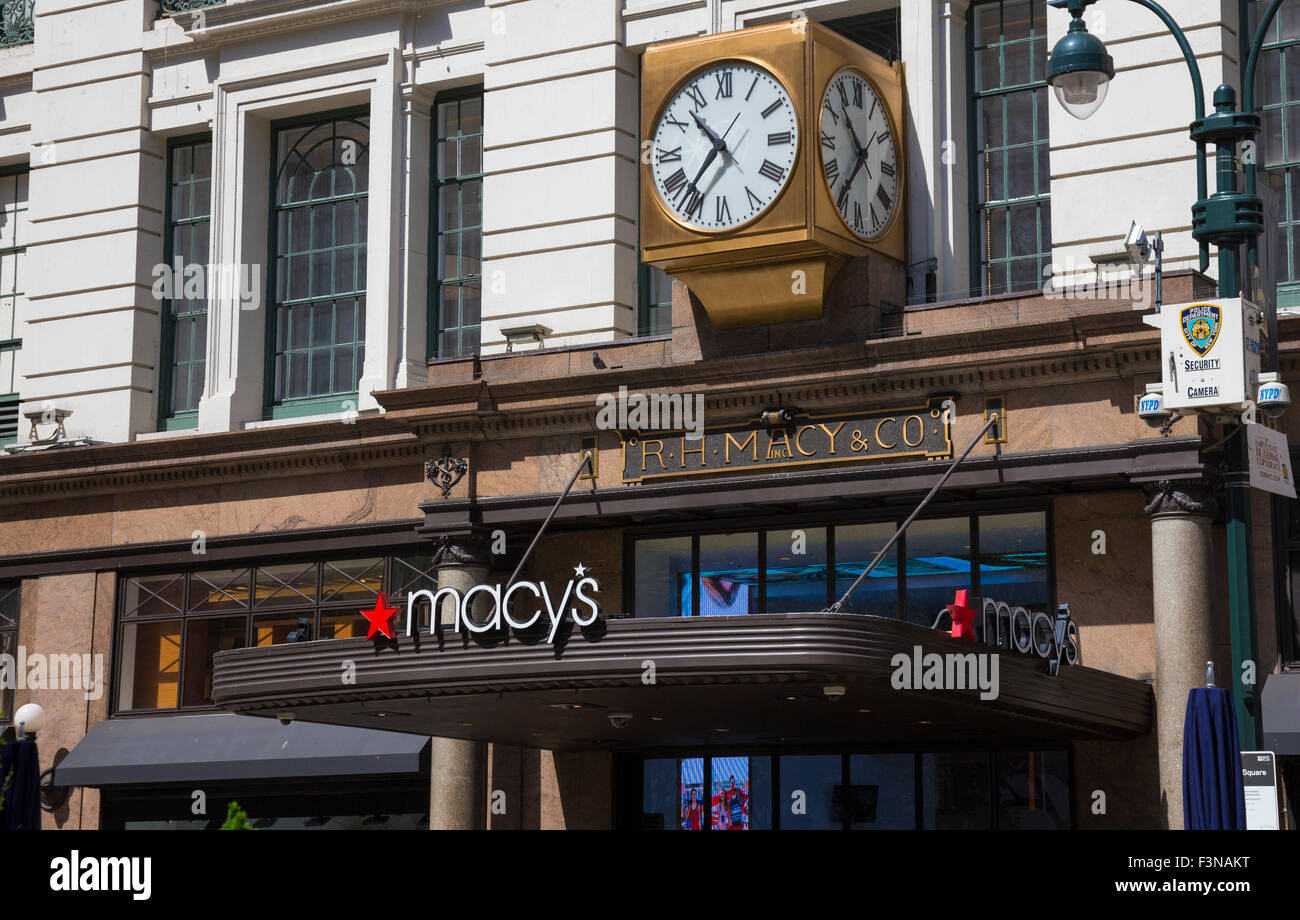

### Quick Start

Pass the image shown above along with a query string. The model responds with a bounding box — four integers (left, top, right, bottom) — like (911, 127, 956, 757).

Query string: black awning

(52, 713, 429, 788)
(1263, 672, 1300, 756)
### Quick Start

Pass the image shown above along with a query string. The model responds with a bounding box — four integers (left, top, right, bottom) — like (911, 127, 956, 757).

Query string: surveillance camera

(1258, 373, 1291, 419)
(1125, 220, 1150, 265)
(761, 408, 796, 427)
(1137, 384, 1172, 428)
(822, 685, 846, 701)
(608, 712, 633, 729)
(276, 711, 296, 726)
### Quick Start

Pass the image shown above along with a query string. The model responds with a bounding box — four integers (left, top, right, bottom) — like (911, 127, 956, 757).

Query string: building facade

(1, 0, 1298, 830)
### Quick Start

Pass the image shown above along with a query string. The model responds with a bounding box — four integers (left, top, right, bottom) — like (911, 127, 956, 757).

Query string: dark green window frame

(0, 163, 25, 447)
(265, 108, 369, 419)
(968, 0, 1052, 296)
(158, 136, 212, 430)
(431, 89, 483, 360)
(637, 264, 673, 337)
(1253, 0, 1300, 308)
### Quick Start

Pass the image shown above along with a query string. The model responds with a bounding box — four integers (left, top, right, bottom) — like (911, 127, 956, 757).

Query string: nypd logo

(1180, 303, 1221, 357)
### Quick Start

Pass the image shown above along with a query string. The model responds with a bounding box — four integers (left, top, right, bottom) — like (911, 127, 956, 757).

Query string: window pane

(118, 619, 182, 710)
(189, 568, 251, 612)
(848, 753, 915, 829)
(182, 616, 245, 706)
(834, 523, 897, 617)
(779, 755, 840, 829)
(996, 750, 1071, 829)
(321, 611, 370, 640)
(697, 532, 758, 616)
(978, 511, 1048, 608)
(123, 574, 185, 618)
(255, 563, 317, 607)
(904, 517, 972, 626)
(711, 755, 770, 830)
(634, 536, 691, 617)
(765, 526, 827, 612)
(253, 611, 313, 647)
(321, 557, 384, 604)
(642, 758, 678, 830)
(923, 751, 991, 829)
(680, 757, 707, 830)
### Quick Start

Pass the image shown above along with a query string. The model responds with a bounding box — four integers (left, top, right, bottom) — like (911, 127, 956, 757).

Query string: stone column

(427, 532, 490, 829)
(1143, 479, 1217, 830)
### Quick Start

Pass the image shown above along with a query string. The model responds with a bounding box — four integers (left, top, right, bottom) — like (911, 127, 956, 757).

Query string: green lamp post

(1046, 0, 1286, 751)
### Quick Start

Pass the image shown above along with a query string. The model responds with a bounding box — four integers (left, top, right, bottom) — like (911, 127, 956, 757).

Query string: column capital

(1142, 478, 1217, 519)
(431, 532, 493, 568)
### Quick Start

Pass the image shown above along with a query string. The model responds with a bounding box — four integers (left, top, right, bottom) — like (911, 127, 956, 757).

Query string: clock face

(818, 69, 899, 240)
(650, 61, 799, 231)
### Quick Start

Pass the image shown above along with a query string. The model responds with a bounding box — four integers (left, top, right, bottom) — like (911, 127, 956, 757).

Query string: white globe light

(1052, 71, 1111, 121)
(14, 702, 46, 735)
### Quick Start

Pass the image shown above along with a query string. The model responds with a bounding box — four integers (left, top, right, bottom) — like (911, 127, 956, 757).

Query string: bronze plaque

(619, 399, 952, 484)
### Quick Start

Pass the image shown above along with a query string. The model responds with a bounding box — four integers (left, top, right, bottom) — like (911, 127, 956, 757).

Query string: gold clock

(640, 21, 906, 329)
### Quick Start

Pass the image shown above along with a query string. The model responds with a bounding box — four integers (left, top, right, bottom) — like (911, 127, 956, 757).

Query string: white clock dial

(819, 70, 899, 240)
(650, 61, 798, 231)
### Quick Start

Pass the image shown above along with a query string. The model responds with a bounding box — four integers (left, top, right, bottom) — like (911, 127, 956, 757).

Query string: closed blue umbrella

(0, 737, 41, 830)
(1182, 686, 1246, 830)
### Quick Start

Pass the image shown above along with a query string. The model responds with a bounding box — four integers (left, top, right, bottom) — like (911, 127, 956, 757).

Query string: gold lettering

(874, 417, 898, 449)
(902, 415, 924, 447)
(641, 439, 666, 473)
(795, 425, 817, 457)
(817, 422, 846, 455)
(765, 430, 793, 460)
(681, 437, 706, 469)
(724, 431, 758, 464)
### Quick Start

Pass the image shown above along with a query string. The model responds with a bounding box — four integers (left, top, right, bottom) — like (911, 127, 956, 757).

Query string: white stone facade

(0, 0, 1265, 444)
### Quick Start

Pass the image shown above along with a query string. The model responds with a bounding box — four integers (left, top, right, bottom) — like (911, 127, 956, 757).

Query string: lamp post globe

(14, 702, 46, 737)
(1047, 15, 1115, 120)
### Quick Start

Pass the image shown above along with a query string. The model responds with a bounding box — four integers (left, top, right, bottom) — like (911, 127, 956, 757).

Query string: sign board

(1246, 424, 1297, 498)
(620, 399, 953, 484)
(1241, 751, 1280, 830)
(1158, 298, 1262, 412)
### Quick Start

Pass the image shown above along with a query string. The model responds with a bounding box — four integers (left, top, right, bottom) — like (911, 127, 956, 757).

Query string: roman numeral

(836, 183, 851, 212)
(876, 130, 891, 144)
(821, 130, 835, 150)
(870, 202, 879, 227)
(656, 146, 682, 164)
(761, 98, 782, 118)
(716, 195, 731, 223)
(683, 187, 704, 219)
(822, 100, 839, 124)
(825, 158, 840, 184)
(837, 80, 850, 109)
(853, 201, 864, 231)
(663, 168, 687, 195)
(758, 159, 785, 183)
(768, 131, 792, 145)
(853, 80, 863, 108)
(745, 186, 762, 209)
(666, 114, 688, 132)
(868, 97, 877, 120)
(685, 83, 707, 110)
(876, 185, 893, 211)
(715, 71, 732, 99)
(881, 160, 895, 177)
(746, 75, 758, 101)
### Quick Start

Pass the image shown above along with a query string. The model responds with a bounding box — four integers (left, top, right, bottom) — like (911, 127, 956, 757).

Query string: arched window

(269, 112, 369, 414)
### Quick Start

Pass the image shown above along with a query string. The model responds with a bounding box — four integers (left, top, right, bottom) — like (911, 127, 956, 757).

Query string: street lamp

(1046, 0, 1290, 753)
(1045, 6, 1113, 120)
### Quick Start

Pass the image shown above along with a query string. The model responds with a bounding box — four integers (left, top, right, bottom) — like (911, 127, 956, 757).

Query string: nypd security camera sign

(1159, 298, 1262, 412)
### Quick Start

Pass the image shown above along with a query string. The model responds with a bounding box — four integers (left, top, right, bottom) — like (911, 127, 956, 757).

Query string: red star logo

(947, 589, 977, 642)
(361, 592, 398, 640)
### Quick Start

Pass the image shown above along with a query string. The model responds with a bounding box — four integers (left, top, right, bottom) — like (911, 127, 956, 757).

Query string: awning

(1263, 672, 1300, 756)
(52, 712, 430, 788)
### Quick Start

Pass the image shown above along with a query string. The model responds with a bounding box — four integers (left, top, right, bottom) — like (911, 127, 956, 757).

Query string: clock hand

(690, 110, 725, 150)
(840, 103, 865, 159)
(685, 144, 720, 201)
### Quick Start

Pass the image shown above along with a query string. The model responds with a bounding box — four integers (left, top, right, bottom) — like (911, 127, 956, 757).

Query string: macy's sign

(405, 564, 601, 644)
